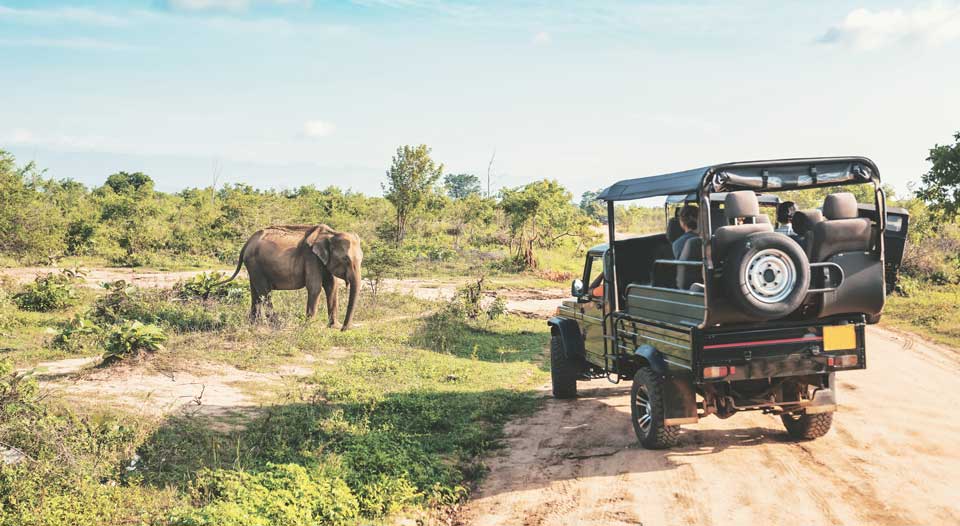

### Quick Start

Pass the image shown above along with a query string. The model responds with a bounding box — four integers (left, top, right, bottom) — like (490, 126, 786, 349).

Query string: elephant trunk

(341, 269, 360, 331)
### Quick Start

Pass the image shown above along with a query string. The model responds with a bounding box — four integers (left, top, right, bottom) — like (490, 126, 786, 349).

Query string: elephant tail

(214, 237, 251, 287)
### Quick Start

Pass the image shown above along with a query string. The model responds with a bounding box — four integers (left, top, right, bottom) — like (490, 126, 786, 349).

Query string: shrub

(176, 272, 243, 301)
(91, 279, 146, 325)
(12, 272, 79, 312)
(363, 243, 413, 298)
(102, 321, 167, 360)
(93, 280, 241, 333)
(0, 359, 168, 526)
(172, 463, 360, 526)
(486, 296, 507, 320)
(51, 314, 103, 353)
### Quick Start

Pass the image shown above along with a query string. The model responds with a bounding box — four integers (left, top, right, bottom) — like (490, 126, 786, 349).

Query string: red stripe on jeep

(703, 336, 823, 350)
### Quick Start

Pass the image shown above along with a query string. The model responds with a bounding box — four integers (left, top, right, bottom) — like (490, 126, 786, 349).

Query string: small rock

(1, 446, 26, 465)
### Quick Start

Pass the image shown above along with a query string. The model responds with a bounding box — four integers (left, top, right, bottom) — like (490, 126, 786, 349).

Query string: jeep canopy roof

(597, 157, 880, 202)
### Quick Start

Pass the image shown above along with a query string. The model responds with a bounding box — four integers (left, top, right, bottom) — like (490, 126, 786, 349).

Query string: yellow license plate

(823, 325, 857, 351)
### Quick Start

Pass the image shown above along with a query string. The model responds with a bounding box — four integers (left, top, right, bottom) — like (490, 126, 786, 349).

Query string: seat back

(810, 193, 872, 262)
(792, 209, 824, 256)
(712, 191, 773, 261)
(676, 237, 703, 289)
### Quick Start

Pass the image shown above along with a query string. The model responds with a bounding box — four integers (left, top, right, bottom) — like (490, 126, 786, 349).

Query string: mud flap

(633, 344, 698, 425)
(663, 373, 699, 425)
(547, 316, 585, 362)
(805, 373, 838, 414)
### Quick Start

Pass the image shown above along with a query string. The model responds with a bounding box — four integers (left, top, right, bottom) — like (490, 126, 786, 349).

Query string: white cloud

(820, 3, 960, 50)
(0, 5, 127, 26)
(303, 120, 336, 138)
(0, 37, 136, 51)
(532, 31, 551, 45)
(159, 0, 312, 13)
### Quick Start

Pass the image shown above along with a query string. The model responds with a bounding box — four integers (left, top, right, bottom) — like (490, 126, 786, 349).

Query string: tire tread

(632, 367, 680, 449)
(550, 333, 578, 399)
(781, 411, 833, 440)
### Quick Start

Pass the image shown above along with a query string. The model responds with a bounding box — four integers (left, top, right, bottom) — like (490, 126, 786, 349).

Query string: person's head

(777, 201, 796, 225)
(678, 204, 698, 232)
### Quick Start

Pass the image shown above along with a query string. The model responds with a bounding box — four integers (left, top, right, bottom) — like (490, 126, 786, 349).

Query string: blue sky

(1, 1, 959, 198)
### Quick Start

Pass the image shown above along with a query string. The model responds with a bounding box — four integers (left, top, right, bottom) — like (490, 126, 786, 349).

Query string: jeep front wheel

(550, 332, 578, 399)
(781, 411, 833, 440)
(631, 367, 679, 449)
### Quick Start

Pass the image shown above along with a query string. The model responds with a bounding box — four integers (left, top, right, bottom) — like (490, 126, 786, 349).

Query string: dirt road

(459, 326, 960, 526)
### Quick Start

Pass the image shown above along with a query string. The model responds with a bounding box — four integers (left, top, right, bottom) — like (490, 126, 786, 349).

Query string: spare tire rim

(744, 248, 796, 304)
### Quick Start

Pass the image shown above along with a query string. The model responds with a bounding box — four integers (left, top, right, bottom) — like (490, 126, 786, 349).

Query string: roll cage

(595, 157, 886, 325)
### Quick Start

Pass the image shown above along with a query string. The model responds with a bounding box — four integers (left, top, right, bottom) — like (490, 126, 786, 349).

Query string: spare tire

(723, 232, 810, 320)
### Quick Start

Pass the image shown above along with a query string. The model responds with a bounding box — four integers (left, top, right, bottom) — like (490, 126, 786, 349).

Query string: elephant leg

(306, 281, 322, 319)
(249, 274, 272, 323)
(322, 271, 339, 328)
(249, 283, 261, 322)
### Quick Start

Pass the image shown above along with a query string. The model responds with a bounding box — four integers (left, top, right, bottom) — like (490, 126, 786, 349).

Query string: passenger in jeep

(672, 204, 699, 258)
(776, 201, 797, 236)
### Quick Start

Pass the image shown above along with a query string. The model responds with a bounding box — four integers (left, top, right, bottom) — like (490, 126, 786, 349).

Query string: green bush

(0, 359, 171, 526)
(93, 279, 244, 333)
(51, 314, 103, 353)
(12, 272, 79, 312)
(176, 272, 245, 302)
(102, 320, 167, 360)
(171, 463, 360, 526)
(91, 280, 138, 324)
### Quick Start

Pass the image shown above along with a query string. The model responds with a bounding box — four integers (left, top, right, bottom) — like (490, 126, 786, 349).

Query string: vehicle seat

(676, 237, 703, 289)
(809, 193, 872, 262)
(792, 209, 824, 256)
(666, 217, 683, 243)
(712, 191, 773, 262)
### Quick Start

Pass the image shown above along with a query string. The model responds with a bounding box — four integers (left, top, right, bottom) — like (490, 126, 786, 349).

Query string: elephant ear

(311, 236, 331, 265)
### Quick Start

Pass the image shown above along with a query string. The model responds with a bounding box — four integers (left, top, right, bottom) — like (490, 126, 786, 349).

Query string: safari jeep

(548, 157, 909, 449)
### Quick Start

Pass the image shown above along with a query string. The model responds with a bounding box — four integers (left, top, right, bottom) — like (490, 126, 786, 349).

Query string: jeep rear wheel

(550, 333, 578, 399)
(781, 411, 833, 440)
(631, 367, 679, 449)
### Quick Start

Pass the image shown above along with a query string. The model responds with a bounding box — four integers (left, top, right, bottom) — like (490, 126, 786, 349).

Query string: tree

(104, 171, 153, 194)
(382, 144, 443, 244)
(917, 131, 960, 216)
(579, 190, 605, 221)
(0, 151, 65, 262)
(499, 179, 589, 268)
(443, 173, 481, 199)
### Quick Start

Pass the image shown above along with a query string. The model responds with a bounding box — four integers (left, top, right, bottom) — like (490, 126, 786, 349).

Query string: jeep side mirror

(571, 279, 584, 299)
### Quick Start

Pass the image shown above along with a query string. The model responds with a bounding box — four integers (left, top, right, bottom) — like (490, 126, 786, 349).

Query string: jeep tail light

(703, 366, 735, 379)
(835, 355, 858, 367)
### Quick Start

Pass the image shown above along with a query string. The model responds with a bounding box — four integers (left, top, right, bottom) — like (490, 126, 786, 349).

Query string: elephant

(217, 224, 363, 330)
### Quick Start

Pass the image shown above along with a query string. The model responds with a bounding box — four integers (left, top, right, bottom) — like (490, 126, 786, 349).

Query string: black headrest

(792, 209, 824, 236)
(724, 191, 760, 222)
(823, 193, 858, 220)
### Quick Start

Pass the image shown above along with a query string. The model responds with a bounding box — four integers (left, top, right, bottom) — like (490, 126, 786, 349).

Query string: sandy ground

(458, 326, 960, 526)
(31, 356, 318, 423)
(0, 266, 228, 289)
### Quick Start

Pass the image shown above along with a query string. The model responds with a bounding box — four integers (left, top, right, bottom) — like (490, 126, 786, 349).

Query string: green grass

(0, 278, 551, 525)
(883, 278, 960, 349)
